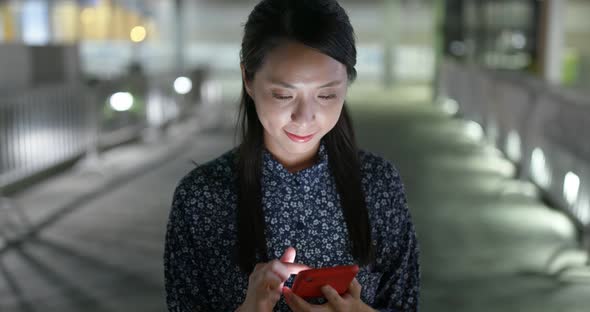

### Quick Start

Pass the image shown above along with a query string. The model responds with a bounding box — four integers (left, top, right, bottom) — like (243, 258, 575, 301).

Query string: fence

(438, 58, 590, 258)
(0, 84, 95, 190)
(0, 73, 198, 193)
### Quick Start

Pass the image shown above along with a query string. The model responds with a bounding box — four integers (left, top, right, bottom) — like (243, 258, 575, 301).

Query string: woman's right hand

(237, 247, 310, 312)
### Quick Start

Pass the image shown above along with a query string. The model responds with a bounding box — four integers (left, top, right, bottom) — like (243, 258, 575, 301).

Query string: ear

(240, 63, 254, 98)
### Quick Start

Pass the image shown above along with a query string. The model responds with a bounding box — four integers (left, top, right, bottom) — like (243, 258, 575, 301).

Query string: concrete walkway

(0, 127, 236, 312)
(352, 102, 590, 311)
(1, 97, 589, 311)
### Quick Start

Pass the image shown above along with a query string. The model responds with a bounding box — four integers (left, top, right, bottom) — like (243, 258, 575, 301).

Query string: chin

(280, 138, 319, 154)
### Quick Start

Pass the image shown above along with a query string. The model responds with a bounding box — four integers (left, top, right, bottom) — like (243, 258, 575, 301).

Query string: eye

(318, 94, 337, 100)
(272, 93, 293, 100)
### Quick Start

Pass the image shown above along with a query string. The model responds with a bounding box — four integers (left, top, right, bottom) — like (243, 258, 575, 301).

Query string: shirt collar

(262, 138, 329, 182)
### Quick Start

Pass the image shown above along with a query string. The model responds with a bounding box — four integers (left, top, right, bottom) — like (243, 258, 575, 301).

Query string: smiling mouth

(285, 130, 316, 142)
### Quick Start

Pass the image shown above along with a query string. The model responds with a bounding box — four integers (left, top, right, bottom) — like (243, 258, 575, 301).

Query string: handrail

(437, 58, 590, 265)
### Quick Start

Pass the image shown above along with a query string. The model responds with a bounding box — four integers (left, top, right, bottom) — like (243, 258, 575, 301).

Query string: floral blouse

(164, 139, 420, 311)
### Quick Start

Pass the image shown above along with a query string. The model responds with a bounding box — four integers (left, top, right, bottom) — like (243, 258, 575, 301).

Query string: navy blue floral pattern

(164, 139, 420, 311)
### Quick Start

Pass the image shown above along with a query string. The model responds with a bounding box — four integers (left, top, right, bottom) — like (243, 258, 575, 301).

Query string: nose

(291, 98, 316, 125)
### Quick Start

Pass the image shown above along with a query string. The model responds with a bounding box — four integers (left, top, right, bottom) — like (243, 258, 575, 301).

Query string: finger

(279, 247, 298, 289)
(280, 246, 296, 263)
(349, 278, 362, 299)
(282, 262, 312, 275)
(248, 263, 265, 284)
(269, 288, 281, 303)
(278, 262, 312, 290)
(283, 287, 315, 311)
(270, 258, 310, 291)
(263, 270, 283, 290)
(269, 260, 311, 281)
(321, 285, 344, 308)
(268, 260, 292, 282)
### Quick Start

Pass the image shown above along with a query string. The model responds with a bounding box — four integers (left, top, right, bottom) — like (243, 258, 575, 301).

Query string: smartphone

(291, 264, 359, 298)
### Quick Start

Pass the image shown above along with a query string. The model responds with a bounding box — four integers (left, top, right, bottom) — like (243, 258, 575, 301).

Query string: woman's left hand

(282, 278, 376, 312)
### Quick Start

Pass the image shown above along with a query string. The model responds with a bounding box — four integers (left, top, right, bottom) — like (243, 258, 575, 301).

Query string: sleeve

(372, 163, 421, 312)
(164, 181, 206, 312)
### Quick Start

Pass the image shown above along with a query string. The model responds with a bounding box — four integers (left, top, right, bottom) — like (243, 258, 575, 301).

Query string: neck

(264, 136, 320, 173)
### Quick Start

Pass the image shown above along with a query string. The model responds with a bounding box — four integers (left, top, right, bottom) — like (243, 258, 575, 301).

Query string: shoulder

(357, 149, 403, 189)
(178, 148, 236, 187)
(167, 149, 238, 251)
(357, 149, 408, 221)
(172, 148, 237, 210)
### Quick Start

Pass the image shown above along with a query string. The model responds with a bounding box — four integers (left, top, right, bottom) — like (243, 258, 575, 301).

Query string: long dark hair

(235, 0, 375, 273)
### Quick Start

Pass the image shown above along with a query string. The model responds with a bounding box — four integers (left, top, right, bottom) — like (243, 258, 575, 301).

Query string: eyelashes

(272, 94, 337, 100)
(273, 94, 292, 100)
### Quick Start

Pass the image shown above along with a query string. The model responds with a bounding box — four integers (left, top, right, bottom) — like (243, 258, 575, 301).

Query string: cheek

(254, 100, 292, 131)
(319, 102, 344, 129)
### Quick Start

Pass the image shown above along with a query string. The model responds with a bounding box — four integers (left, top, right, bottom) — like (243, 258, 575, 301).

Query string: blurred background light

(130, 25, 147, 43)
(173, 76, 192, 95)
(441, 97, 459, 115)
(531, 148, 551, 189)
(464, 120, 484, 142)
(506, 130, 522, 162)
(202, 80, 223, 106)
(564, 171, 580, 206)
(109, 92, 134, 112)
(22, 0, 50, 45)
(511, 31, 527, 50)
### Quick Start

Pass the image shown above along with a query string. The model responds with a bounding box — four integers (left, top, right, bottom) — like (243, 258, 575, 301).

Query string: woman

(164, 0, 420, 311)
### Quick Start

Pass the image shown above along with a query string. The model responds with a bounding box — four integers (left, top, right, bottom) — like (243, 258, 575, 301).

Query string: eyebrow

(268, 79, 343, 89)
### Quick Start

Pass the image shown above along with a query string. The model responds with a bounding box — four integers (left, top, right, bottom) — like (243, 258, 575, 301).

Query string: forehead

(256, 41, 347, 84)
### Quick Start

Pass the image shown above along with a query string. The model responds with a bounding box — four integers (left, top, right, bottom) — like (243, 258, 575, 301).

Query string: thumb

(279, 246, 296, 289)
(280, 246, 296, 263)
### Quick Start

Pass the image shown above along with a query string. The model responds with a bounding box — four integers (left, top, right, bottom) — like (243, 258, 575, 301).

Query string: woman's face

(242, 41, 348, 163)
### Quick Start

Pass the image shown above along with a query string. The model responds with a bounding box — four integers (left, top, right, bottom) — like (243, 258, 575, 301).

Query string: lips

(285, 130, 316, 143)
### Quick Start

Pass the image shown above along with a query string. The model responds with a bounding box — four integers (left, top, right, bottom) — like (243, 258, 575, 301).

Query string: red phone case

(291, 264, 359, 298)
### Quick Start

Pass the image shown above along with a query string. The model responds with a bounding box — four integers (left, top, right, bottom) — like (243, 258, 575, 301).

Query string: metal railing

(437, 58, 590, 265)
(0, 84, 95, 190)
(0, 70, 207, 252)
(0, 72, 200, 193)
